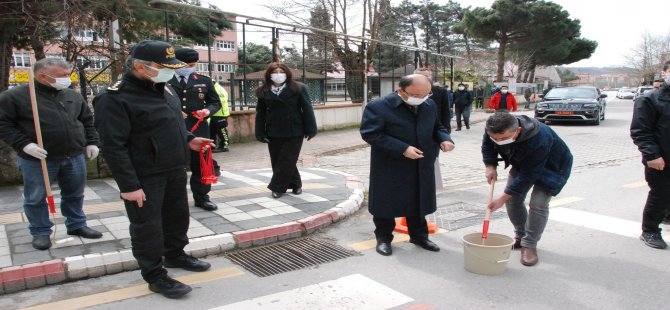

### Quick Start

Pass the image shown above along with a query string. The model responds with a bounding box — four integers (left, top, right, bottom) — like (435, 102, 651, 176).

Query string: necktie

(180, 76, 187, 88)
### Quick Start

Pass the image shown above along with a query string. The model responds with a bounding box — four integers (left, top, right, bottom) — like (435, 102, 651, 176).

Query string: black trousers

(210, 116, 230, 148)
(455, 106, 470, 129)
(123, 169, 190, 283)
(190, 150, 212, 203)
(643, 166, 670, 233)
(267, 136, 303, 193)
(373, 216, 429, 243)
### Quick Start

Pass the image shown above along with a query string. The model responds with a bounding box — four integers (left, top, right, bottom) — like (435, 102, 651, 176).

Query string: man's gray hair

(486, 111, 519, 134)
(125, 57, 152, 73)
(33, 58, 71, 73)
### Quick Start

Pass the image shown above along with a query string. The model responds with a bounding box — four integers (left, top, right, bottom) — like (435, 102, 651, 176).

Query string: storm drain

(226, 237, 357, 277)
(427, 201, 507, 231)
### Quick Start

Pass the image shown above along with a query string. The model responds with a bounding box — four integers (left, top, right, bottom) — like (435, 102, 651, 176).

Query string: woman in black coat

(255, 63, 318, 198)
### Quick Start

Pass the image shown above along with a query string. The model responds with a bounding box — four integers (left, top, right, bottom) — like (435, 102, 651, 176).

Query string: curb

(0, 171, 366, 295)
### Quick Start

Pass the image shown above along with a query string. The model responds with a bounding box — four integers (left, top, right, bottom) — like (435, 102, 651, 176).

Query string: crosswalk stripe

(623, 181, 647, 188)
(550, 207, 669, 239)
(549, 196, 583, 208)
(348, 228, 447, 251)
(208, 274, 413, 310)
(21, 267, 244, 310)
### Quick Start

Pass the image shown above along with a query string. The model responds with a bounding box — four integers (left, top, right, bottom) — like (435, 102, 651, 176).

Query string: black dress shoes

(292, 188, 302, 195)
(376, 242, 392, 256)
(272, 191, 283, 198)
(409, 239, 440, 252)
(32, 235, 52, 250)
(149, 276, 192, 299)
(67, 226, 103, 239)
(164, 255, 212, 272)
(195, 201, 218, 211)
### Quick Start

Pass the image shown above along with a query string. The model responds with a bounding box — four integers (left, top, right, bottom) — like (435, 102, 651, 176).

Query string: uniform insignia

(198, 93, 205, 100)
(164, 86, 174, 96)
(107, 80, 123, 91)
(166, 47, 175, 59)
(193, 75, 199, 80)
(194, 84, 207, 87)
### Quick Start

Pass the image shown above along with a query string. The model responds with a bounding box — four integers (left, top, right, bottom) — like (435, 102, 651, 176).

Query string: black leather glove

(305, 133, 316, 141)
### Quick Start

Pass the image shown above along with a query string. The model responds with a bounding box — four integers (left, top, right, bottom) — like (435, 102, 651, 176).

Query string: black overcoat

(360, 93, 453, 217)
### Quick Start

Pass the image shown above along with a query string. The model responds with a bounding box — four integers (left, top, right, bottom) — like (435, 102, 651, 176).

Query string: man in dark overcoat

(360, 74, 455, 256)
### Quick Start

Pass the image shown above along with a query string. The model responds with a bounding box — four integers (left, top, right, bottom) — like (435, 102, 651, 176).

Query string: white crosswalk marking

(219, 171, 266, 186)
(551, 207, 670, 239)
(209, 274, 414, 310)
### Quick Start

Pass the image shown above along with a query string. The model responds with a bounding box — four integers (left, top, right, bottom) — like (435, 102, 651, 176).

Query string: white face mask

(174, 66, 195, 77)
(46, 74, 71, 90)
(402, 93, 430, 106)
(501, 89, 508, 94)
(144, 65, 175, 83)
(665, 73, 670, 85)
(271, 73, 287, 84)
(458, 86, 465, 91)
(490, 136, 515, 145)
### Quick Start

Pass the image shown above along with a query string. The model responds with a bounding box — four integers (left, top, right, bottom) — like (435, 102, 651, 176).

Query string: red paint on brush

(47, 196, 55, 213)
(482, 220, 490, 239)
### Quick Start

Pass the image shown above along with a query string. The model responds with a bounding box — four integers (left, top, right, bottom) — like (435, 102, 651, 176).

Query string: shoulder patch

(107, 80, 123, 91)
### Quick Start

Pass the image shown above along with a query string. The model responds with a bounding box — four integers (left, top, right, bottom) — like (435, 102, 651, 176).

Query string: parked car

(633, 86, 654, 101)
(616, 88, 635, 99)
(534, 86, 607, 125)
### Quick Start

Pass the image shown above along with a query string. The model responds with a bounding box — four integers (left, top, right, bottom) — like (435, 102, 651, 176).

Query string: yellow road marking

(623, 181, 647, 189)
(348, 228, 447, 251)
(549, 196, 583, 208)
(21, 267, 244, 310)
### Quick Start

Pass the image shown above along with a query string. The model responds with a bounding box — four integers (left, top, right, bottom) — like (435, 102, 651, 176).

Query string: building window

(169, 34, 183, 42)
(216, 63, 235, 73)
(197, 63, 209, 72)
(76, 29, 99, 42)
(12, 52, 31, 67)
(194, 43, 209, 50)
(77, 56, 108, 69)
(216, 40, 235, 52)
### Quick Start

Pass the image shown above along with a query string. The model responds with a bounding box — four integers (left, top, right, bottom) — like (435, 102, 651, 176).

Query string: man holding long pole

(0, 58, 103, 250)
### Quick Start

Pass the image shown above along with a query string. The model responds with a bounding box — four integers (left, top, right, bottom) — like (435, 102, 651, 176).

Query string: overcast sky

(204, 0, 664, 68)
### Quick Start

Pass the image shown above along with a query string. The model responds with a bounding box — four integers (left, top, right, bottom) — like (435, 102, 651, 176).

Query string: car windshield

(545, 88, 596, 99)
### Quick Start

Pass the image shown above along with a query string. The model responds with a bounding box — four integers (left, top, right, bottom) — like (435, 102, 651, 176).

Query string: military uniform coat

(168, 73, 221, 138)
(360, 93, 453, 218)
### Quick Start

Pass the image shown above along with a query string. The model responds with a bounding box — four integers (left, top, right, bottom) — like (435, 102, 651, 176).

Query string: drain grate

(226, 237, 357, 277)
(427, 201, 507, 231)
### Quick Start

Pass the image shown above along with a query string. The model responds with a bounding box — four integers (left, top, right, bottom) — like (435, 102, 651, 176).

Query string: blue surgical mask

(175, 67, 195, 77)
(144, 65, 175, 83)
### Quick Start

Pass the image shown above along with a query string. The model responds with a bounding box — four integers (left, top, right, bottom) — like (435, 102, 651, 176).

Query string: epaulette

(107, 80, 124, 92)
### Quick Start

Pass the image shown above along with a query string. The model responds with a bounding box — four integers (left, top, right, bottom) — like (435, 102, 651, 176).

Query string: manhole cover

(226, 237, 357, 277)
(427, 202, 506, 231)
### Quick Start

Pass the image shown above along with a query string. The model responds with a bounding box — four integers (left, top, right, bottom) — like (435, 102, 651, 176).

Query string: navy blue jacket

(361, 93, 452, 217)
(631, 83, 670, 164)
(482, 115, 573, 196)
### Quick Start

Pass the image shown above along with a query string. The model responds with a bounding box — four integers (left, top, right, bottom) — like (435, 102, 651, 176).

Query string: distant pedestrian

(453, 83, 472, 131)
(94, 40, 213, 298)
(474, 85, 485, 109)
(630, 60, 670, 249)
(360, 74, 455, 256)
(0, 58, 103, 250)
(524, 87, 532, 109)
(169, 47, 222, 212)
(211, 82, 231, 153)
(255, 63, 317, 199)
(490, 85, 518, 112)
(483, 111, 573, 266)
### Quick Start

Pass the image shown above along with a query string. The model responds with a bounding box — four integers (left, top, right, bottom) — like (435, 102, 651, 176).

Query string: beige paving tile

(272, 206, 302, 214)
(0, 213, 24, 225)
(259, 201, 288, 208)
(247, 209, 279, 218)
(187, 226, 214, 238)
(214, 207, 243, 216)
(110, 229, 130, 239)
(0, 255, 12, 268)
(221, 212, 254, 222)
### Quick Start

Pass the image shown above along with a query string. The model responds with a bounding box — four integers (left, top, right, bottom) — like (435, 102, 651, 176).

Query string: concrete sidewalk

(0, 109, 492, 295)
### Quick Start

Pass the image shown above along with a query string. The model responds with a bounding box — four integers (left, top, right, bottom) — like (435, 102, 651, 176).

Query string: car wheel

(601, 109, 606, 120)
(593, 114, 601, 125)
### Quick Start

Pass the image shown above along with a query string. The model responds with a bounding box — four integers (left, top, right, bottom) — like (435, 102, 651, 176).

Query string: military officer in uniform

(94, 40, 213, 298)
(169, 48, 221, 211)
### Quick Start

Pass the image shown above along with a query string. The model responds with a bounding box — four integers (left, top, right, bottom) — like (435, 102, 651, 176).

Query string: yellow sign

(9, 70, 111, 84)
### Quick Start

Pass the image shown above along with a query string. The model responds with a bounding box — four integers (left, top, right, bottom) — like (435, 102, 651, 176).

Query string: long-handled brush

(482, 181, 495, 239)
(27, 70, 74, 245)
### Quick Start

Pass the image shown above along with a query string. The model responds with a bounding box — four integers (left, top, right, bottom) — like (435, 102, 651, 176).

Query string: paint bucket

(462, 233, 514, 276)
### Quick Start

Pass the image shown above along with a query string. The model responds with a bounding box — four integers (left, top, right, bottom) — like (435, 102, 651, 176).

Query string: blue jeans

(17, 154, 88, 236)
(505, 171, 552, 248)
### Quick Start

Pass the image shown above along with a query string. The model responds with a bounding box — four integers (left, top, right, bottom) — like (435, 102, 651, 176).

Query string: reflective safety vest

(213, 83, 230, 117)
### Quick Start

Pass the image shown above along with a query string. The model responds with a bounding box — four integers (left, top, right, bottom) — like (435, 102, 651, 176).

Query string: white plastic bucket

(462, 233, 514, 276)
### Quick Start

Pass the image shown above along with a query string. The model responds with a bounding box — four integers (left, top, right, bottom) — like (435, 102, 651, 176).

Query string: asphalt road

(5, 93, 669, 310)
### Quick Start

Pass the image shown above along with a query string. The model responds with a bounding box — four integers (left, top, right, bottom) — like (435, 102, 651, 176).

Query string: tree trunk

(0, 32, 12, 92)
(496, 35, 507, 82)
(527, 56, 536, 83)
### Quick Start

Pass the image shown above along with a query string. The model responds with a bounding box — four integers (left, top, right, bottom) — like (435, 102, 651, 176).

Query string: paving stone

(236, 204, 266, 212)
(282, 211, 311, 221)
(10, 235, 33, 245)
(233, 219, 268, 230)
(221, 212, 254, 222)
(13, 243, 38, 254)
(259, 215, 289, 226)
(247, 209, 279, 218)
(198, 216, 230, 227)
(49, 246, 87, 259)
(189, 211, 212, 220)
(209, 223, 241, 234)
(12, 250, 54, 266)
(7, 227, 30, 238)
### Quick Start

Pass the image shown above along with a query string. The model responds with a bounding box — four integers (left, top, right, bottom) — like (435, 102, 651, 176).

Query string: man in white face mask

(0, 58, 103, 251)
(360, 74, 455, 256)
(482, 111, 572, 267)
(94, 40, 215, 299)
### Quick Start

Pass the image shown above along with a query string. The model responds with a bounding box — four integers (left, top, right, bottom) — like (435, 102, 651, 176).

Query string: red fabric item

(490, 92, 518, 111)
(191, 111, 218, 185)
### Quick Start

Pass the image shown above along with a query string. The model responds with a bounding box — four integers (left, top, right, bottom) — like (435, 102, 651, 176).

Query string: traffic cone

(394, 217, 438, 234)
